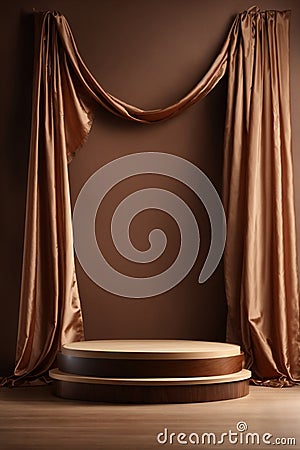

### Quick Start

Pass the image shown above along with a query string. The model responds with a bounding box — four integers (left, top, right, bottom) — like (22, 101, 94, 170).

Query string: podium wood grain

(62, 340, 241, 360)
(50, 340, 250, 403)
(51, 378, 250, 404)
(57, 352, 244, 378)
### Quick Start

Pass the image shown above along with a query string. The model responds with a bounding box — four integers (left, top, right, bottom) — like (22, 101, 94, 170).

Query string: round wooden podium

(50, 340, 250, 403)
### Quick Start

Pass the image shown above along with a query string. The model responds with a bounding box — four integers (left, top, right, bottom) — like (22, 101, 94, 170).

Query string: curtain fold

(52, 11, 234, 123)
(223, 9, 300, 386)
(7, 13, 87, 385)
(2, 6, 299, 386)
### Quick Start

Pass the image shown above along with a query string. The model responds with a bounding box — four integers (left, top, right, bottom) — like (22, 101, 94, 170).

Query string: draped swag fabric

(2, 6, 299, 386)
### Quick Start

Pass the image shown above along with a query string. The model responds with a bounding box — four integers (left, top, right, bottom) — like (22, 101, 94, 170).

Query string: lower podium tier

(50, 340, 251, 403)
(50, 368, 251, 403)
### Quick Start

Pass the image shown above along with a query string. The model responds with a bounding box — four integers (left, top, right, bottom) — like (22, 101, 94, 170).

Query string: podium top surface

(62, 340, 241, 360)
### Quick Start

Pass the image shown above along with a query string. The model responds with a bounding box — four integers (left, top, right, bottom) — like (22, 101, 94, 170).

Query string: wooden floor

(0, 384, 299, 449)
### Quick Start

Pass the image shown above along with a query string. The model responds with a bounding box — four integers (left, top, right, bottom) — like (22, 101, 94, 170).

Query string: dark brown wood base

(52, 378, 249, 403)
(57, 352, 244, 378)
(50, 341, 251, 403)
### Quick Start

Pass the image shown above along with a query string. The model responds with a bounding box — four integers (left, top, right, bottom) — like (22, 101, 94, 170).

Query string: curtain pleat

(2, 7, 299, 386)
(223, 9, 300, 386)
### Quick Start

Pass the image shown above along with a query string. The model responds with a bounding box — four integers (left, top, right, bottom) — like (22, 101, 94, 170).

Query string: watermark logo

(73, 152, 226, 298)
(156, 421, 296, 446)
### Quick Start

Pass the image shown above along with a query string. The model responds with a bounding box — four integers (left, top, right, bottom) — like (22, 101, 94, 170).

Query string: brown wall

(1, 0, 299, 375)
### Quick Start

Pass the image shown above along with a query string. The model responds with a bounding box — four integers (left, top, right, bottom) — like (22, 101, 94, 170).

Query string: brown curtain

(2, 7, 299, 386)
(223, 9, 300, 386)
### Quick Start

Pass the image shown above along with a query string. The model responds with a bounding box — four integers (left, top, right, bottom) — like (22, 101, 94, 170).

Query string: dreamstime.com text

(156, 421, 296, 446)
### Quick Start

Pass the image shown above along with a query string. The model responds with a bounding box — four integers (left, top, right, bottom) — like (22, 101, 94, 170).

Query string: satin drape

(223, 9, 300, 386)
(3, 7, 299, 386)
